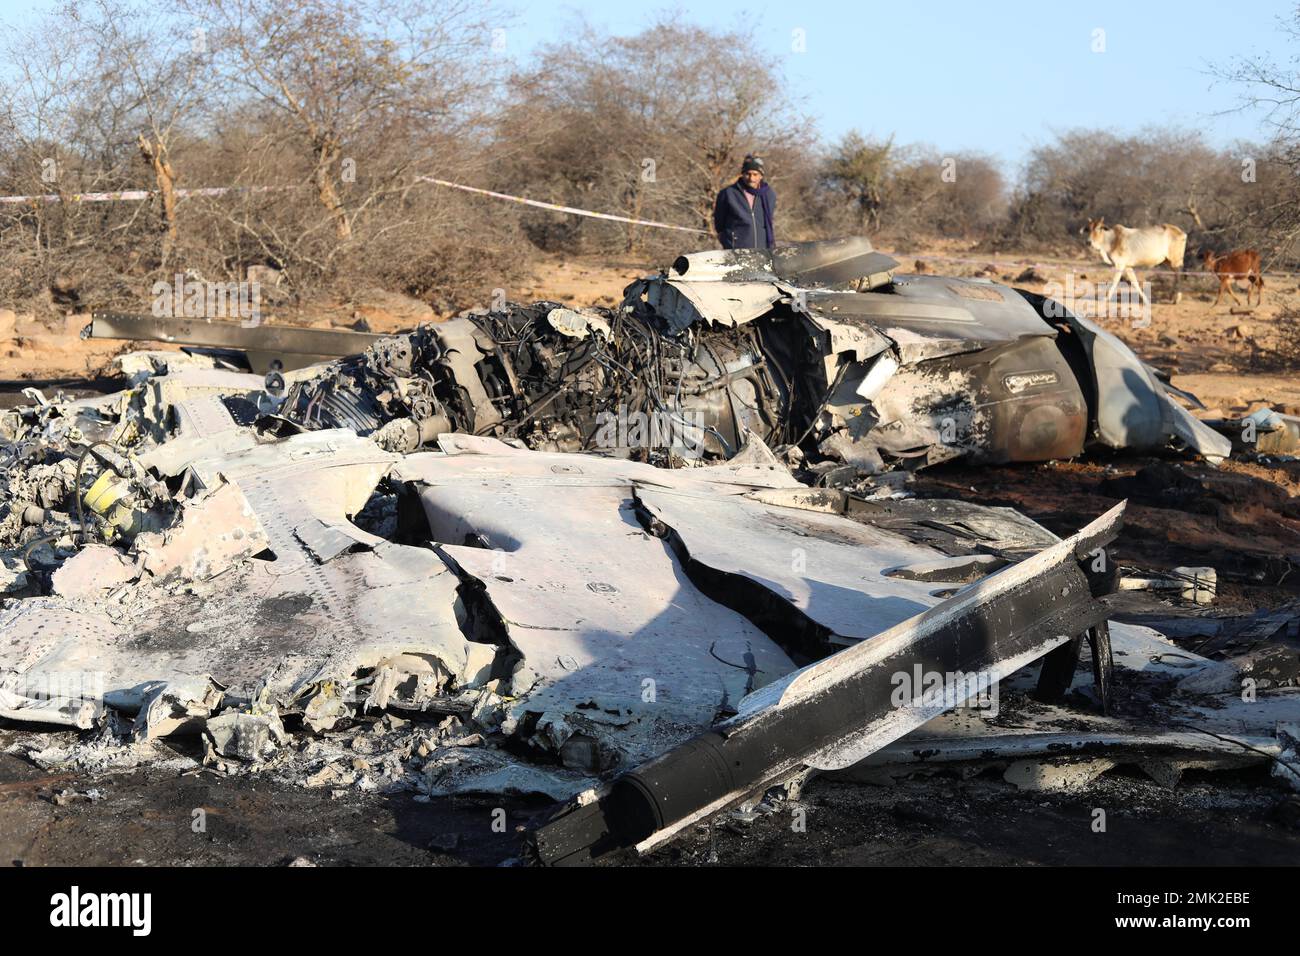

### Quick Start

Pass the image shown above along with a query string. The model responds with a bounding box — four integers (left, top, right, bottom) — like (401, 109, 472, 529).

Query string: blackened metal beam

(86, 312, 382, 372)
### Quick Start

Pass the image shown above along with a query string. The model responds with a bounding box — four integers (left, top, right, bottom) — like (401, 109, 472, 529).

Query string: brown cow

(1199, 249, 1263, 307)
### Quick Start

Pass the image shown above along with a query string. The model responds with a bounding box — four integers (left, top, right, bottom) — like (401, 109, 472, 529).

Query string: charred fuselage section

(278, 237, 1230, 476)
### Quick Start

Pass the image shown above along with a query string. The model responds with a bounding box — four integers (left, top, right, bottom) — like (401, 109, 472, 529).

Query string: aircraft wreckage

(3, 238, 1295, 864)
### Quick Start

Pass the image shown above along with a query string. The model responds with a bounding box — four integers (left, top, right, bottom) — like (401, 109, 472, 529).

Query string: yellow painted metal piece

(83, 471, 139, 539)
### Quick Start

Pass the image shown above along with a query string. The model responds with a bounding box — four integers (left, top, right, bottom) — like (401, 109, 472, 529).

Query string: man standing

(713, 155, 776, 250)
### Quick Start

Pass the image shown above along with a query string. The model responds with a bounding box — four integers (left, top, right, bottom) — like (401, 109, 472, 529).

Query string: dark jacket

(713, 180, 776, 250)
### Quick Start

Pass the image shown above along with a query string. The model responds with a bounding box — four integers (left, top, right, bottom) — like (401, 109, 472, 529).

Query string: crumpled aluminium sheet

(394, 440, 807, 769)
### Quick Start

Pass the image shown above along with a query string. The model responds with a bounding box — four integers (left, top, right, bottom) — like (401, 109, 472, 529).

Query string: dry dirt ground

(2, 740, 1297, 867)
(2, 244, 1299, 866)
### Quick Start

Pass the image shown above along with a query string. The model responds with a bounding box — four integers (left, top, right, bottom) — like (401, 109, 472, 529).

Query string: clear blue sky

(504, 0, 1293, 171)
(2, 0, 1291, 173)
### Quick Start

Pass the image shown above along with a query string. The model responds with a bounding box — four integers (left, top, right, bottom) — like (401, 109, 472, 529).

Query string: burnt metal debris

(268, 236, 1229, 477)
(1, 238, 1295, 864)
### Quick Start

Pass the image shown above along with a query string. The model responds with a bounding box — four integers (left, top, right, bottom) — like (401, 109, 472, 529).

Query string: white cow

(1083, 218, 1187, 304)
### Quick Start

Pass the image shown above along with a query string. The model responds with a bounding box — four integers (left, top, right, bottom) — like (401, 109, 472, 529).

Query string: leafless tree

(1212, 6, 1300, 267)
(0, 0, 181, 305)
(816, 134, 1005, 240)
(495, 18, 813, 258)
(820, 131, 893, 232)
(179, 0, 498, 244)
